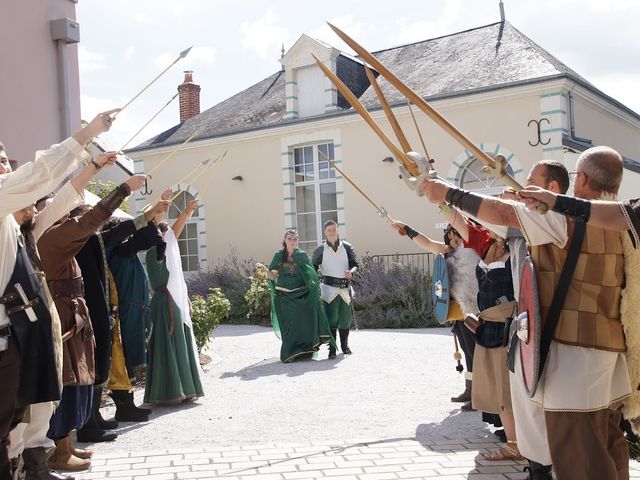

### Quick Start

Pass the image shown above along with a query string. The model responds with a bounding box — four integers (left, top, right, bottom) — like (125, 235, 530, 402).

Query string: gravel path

(88, 325, 491, 453)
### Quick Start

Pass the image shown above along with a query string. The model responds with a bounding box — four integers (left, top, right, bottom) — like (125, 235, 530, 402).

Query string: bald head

(575, 146, 623, 197)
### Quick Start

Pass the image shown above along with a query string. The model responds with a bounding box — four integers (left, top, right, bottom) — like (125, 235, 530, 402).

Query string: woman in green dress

(144, 199, 204, 404)
(258, 231, 335, 363)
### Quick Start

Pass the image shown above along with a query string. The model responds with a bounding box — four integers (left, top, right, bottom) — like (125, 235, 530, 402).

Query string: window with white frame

(168, 191, 200, 272)
(294, 143, 338, 252)
(458, 155, 516, 196)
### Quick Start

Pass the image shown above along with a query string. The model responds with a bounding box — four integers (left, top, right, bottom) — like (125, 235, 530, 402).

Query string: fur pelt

(446, 246, 480, 316)
(621, 232, 640, 419)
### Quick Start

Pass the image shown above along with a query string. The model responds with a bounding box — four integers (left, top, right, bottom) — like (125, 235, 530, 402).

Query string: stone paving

(73, 326, 640, 479)
(76, 436, 640, 479)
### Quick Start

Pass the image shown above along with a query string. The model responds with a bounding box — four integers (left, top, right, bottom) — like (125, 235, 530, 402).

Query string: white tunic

(0, 138, 86, 329)
(318, 242, 351, 304)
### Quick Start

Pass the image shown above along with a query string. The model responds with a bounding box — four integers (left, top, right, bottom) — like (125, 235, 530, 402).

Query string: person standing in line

(144, 198, 204, 404)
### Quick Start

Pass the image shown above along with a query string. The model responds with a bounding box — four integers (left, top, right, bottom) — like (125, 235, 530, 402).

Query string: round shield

(432, 254, 450, 324)
(518, 256, 542, 397)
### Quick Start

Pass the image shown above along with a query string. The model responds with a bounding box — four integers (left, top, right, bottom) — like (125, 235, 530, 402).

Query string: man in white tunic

(0, 110, 117, 480)
(422, 146, 631, 480)
(312, 220, 358, 359)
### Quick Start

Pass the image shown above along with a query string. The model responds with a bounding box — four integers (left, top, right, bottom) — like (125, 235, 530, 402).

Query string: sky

(76, 0, 640, 151)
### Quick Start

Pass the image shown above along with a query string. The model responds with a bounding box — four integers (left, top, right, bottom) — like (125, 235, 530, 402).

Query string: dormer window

(296, 65, 326, 117)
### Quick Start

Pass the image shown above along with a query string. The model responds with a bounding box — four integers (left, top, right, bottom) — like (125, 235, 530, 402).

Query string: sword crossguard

(399, 151, 433, 197)
(480, 153, 508, 179)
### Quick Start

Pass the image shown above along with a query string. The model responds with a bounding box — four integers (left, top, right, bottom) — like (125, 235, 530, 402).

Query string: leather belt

(320, 275, 349, 288)
(48, 277, 84, 299)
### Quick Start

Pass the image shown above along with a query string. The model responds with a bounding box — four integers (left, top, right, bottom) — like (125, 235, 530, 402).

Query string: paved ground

(75, 325, 640, 479)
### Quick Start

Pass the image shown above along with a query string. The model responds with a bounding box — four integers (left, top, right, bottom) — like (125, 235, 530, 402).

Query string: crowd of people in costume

(0, 111, 204, 480)
(387, 149, 640, 480)
(3, 111, 640, 480)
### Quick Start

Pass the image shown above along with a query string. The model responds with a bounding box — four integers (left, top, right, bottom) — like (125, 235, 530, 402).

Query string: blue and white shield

(432, 254, 450, 324)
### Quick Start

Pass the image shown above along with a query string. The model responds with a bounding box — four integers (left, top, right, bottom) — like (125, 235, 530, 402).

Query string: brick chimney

(178, 70, 201, 123)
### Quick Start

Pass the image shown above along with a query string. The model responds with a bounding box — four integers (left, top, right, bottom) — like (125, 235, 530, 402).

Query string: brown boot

(451, 379, 472, 403)
(69, 441, 93, 460)
(47, 436, 91, 472)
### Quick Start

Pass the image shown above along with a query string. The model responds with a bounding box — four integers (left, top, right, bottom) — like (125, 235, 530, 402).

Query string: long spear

(117, 93, 179, 153)
(112, 46, 192, 119)
(171, 150, 227, 202)
(145, 127, 205, 176)
(326, 23, 522, 191)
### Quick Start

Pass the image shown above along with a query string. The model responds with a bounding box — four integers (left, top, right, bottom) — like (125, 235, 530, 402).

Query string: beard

(21, 217, 35, 232)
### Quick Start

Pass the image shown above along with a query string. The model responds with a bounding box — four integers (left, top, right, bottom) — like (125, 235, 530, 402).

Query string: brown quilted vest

(531, 221, 626, 352)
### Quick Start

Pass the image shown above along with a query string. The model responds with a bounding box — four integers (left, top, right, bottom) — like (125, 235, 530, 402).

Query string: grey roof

(129, 21, 626, 153)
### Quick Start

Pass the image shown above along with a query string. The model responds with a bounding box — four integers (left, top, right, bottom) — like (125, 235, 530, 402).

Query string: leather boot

(76, 409, 117, 443)
(328, 329, 337, 359)
(451, 379, 472, 403)
(93, 386, 118, 430)
(523, 459, 553, 480)
(339, 328, 352, 355)
(47, 437, 90, 472)
(109, 391, 150, 422)
(460, 401, 476, 412)
(22, 447, 74, 480)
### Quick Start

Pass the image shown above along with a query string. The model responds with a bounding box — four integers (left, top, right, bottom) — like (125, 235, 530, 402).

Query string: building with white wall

(128, 21, 640, 271)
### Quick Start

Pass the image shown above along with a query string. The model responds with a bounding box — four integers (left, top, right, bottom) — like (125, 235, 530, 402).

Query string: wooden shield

(518, 256, 542, 397)
(432, 254, 450, 324)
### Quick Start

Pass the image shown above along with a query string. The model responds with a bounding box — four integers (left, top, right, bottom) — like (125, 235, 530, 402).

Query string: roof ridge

(369, 21, 504, 55)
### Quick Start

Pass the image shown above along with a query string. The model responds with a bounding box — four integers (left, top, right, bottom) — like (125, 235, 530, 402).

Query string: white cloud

(125, 46, 135, 60)
(241, 10, 290, 59)
(307, 15, 366, 53)
(78, 46, 106, 72)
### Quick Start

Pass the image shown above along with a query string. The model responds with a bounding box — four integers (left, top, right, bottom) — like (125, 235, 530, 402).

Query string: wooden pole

(117, 93, 179, 153)
(112, 46, 192, 119)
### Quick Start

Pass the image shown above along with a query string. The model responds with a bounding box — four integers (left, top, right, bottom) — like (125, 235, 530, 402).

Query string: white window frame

(168, 191, 201, 272)
(293, 142, 338, 252)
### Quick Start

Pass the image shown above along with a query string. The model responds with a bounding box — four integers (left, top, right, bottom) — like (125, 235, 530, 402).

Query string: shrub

(190, 287, 230, 352)
(244, 267, 271, 324)
(186, 249, 254, 323)
(352, 254, 436, 328)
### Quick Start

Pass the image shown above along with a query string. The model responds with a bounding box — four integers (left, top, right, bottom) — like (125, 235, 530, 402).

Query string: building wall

(134, 83, 562, 267)
(0, 0, 80, 164)
(570, 88, 640, 199)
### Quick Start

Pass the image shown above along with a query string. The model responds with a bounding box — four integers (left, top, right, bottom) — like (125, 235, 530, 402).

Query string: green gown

(268, 248, 335, 363)
(144, 246, 204, 403)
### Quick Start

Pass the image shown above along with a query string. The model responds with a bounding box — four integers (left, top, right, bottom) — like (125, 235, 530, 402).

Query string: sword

(347, 278, 358, 331)
(14, 283, 37, 322)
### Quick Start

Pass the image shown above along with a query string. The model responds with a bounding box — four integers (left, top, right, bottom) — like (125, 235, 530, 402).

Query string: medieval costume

(106, 221, 163, 419)
(37, 183, 132, 470)
(9, 181, 85, 480)
(312, 238, 358, 357)
(74, 213, 149, 442)
(268, 247, 334, 363)
(464, 222, 519, 460)
(510, 201, 630, 480)
(107, 224, 160, 373)
(0, 137, 87, 480)
(144, 228, 203, 404)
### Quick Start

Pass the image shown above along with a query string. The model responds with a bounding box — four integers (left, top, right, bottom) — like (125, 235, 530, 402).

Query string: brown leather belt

(48, 277, 84, 299)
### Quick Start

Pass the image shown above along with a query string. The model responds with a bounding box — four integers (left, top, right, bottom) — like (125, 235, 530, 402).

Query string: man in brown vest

(422, 146, 630, 480)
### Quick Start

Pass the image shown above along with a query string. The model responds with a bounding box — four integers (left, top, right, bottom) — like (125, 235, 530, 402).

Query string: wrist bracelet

(404, 225, 419, 240)
(90, 159, 102, 170)
(552, 195, 591, 223)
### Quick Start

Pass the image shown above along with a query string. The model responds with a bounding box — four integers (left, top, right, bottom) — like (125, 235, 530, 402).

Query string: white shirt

(513, 202, 631, 411)
(0, 138, 87, 327)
